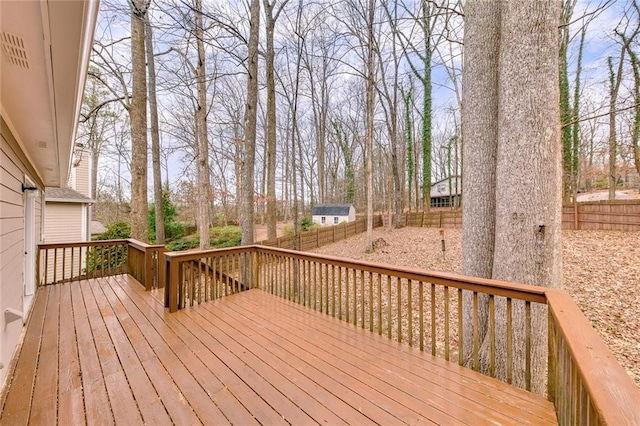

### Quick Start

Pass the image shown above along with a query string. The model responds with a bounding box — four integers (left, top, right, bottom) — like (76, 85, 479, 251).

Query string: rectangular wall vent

(1, 32, 29, 69)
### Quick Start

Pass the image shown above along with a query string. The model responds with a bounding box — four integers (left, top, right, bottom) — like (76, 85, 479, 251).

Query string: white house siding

(0, 125, 43, 388)
(69, 150, 91, 198)
(44, 202, 85, 283)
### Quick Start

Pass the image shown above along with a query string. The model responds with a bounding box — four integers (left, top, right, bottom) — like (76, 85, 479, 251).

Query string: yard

(312, 227, 640, 387)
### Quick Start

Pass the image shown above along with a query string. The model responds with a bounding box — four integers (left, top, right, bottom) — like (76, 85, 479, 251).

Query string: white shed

(311, 204, 356, 226)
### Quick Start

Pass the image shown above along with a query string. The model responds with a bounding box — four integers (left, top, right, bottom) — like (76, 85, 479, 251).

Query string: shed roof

(45, 187, 94, 204)
(311, 204, 353, 216)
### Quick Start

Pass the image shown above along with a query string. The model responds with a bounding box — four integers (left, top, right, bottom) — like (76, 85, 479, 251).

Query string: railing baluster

(387, 275, 392, 339)
(360, 270, 365, 329)
(419, 281, 424, 351)
(444, 285, 450, 361)
(352, 269, 357, 326)
(506, 297, 513, 385)
(377, 273, 382, 336)
(337, 266, 342, 320)
(525, 300, 532, 392)
(431, 283, 436, 356)
(397, 277, 402, 343)
(458, 289, 463, 366)
(407, 279, 413, 346)
(345, 267, 350, 322)
(473, 291, 479, 371)
(368, 272, 373, 332)
(489, 294, 496, 377)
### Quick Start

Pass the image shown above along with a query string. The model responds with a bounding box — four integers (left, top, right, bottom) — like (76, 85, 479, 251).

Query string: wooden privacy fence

(163, 245, 640, 425)
(37, 239, 165, 290)
(562, 200, 640, 230)
(257, 216, 383, 250)
(387, 200, 640, 231)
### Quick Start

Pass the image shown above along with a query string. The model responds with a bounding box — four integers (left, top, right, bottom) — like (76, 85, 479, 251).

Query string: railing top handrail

(546, 289, 640, 424)
(164, 245, 254, 262)
(252, 245, 548, 304)
(127, 239, 165, 251)
(38, 239, 129, 249)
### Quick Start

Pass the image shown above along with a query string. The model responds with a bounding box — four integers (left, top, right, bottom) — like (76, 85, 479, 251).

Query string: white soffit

(0, 0, 99, 187)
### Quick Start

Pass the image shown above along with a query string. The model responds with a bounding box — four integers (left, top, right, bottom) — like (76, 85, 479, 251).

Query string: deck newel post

(168, 255, 179, 312)
(145, 247, 153, 291)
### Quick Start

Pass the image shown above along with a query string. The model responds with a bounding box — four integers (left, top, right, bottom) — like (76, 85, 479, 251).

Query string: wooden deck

(0, 275, 557, 425)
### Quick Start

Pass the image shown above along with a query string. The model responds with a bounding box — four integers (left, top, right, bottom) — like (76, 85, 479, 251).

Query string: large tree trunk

(263, 0, 282, 242)
(146, 16, 164, 244)
(241, 0, 261, 245)
(461, 0, 500, 366)
(462, 1, 562, 395)
(421, 2, 432, 212)
(129, 0, 148, 242)
(195, 0, 213, 249)
(491, 1, 562, 394)
(365, 0, 375, 253)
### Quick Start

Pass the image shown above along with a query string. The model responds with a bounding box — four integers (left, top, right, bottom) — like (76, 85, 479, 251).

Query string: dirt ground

(254, 223, 288, 242)
(311, 227, 640, 387)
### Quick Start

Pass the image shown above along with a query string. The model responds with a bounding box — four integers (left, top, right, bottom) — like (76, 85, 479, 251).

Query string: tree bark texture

(129, 0, 149, 242)
(462, 0, 561, 395)
(365, 0, 375, 252)
(241, 0, 261, 245)
(146, 16, 165, 244)
(195, 0, 213, 249)
(264, 0, 278, 242)
(461, 0, 500, 368)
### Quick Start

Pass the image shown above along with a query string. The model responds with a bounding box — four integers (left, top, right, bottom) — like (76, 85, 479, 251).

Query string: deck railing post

(168, 255, 179, 313)
(144, 247, 153, 291)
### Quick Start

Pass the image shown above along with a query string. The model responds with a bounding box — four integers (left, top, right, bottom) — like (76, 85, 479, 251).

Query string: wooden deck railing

(37, 239, 165, 290)
(163, 246, 255, 312)
(164, 245, 640, 425)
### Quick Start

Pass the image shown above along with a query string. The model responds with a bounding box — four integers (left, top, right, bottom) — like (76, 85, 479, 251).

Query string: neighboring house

(44, 147, 95, 244)
(44, 187, 93, 243)
(0, 0, 97, 390)
(430, 176, 462, 208)
(311, 204, 356, 226)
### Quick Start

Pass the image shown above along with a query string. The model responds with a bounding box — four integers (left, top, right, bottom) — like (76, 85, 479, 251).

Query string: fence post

(574, 202, 579, 230)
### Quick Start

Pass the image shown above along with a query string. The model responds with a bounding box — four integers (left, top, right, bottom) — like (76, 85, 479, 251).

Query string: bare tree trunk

(129, 0, 149, 242)
(241, 0, 261, 245)
(195, 0, 213, 249)
(365, 0, 375, 253)
(463, 1, 561, 395)
(492, 1, 562, 394)
(146, 16, 164, 244)
(461, 0, 500, 366)
(264, 0, 289, 241)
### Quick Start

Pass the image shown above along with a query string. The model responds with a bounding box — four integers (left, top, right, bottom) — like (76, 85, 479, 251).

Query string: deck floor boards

(0, 275, 558, 425)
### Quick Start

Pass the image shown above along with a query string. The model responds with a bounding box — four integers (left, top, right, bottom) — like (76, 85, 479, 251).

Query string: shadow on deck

(0, 275, 555, 425)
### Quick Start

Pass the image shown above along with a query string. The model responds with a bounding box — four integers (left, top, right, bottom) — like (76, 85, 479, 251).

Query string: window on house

(321, 216, 326, 224)
(333, 217, 339, 224)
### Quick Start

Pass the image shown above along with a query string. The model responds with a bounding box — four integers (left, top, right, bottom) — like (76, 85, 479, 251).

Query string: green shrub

(300, 216, 314, 231)
(166, 226, 242, 252)
(210, 225, 242, 248)
(94, 221, 130, 240)
(88, 220, 130, 273)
